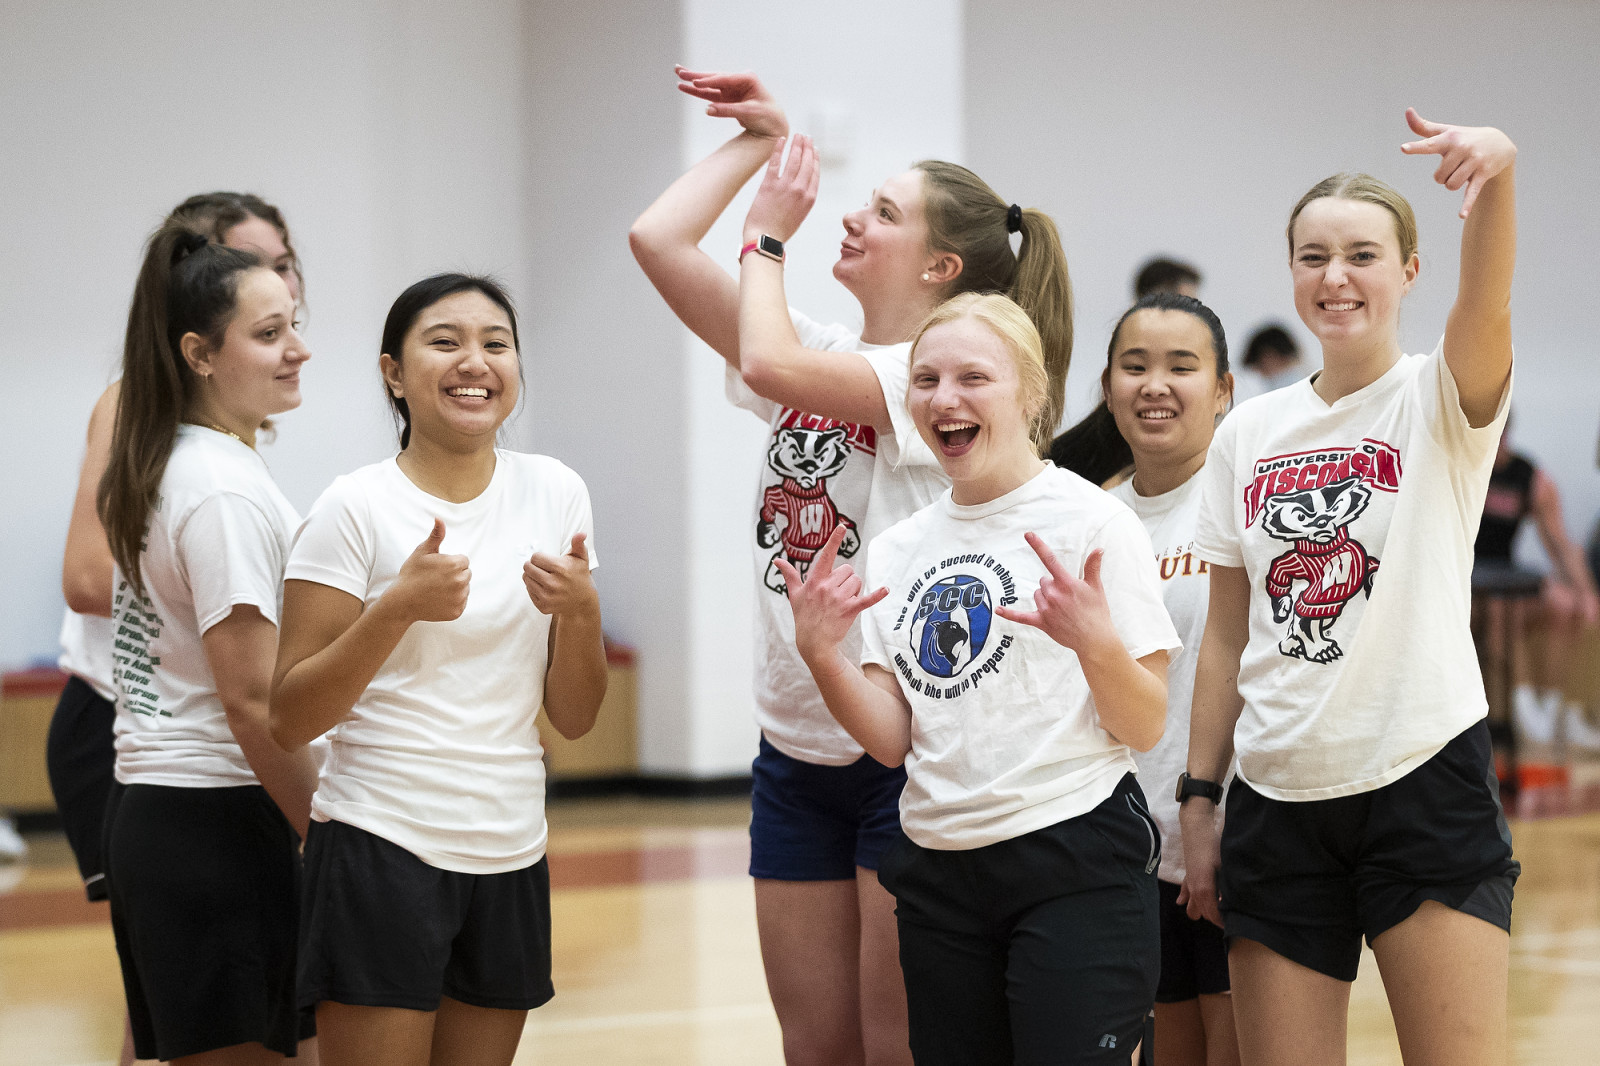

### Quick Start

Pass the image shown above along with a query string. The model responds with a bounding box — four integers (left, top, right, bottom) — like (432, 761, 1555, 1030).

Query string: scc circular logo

(910, 574, 993, 679)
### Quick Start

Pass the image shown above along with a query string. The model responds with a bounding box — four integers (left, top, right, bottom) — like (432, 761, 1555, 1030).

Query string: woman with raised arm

(98, 219, 316, 1065)
(1052, 292, 1240, 1066)
(1181, 111, 1520, 1066)
(630, 68, 1073, 1066)
(785, 293, 1178, 1064)
(270, 274, 605, 1066)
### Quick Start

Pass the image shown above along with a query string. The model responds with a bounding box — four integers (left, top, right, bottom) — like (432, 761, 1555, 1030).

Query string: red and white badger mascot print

(1259, 476, 1381, 664)
(758, 425, 861, 594)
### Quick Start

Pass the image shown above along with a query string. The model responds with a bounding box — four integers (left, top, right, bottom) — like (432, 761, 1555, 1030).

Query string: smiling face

(223, 214, 300, 303)
(833, 169, 938, 306)
(1106, 308, 1231, 473)
(909, 314, 1039, 500)
(1290, 197, 1417, 352)
(382, 289, 519, 449)
(192, 267, 309, 424)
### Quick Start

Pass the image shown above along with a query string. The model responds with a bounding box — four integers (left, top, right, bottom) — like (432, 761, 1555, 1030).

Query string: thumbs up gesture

(388, 519, 472, 622)
(524, 533, 599, 618)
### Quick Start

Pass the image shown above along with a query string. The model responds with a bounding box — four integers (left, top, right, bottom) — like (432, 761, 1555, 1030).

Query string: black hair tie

(1006, 203, 1023, 234)
(173, 231, 209, 262)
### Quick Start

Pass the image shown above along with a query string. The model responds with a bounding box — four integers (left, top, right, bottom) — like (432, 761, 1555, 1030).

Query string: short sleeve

(725, 363, 779, 422)
(1414, 337, 1512, 461)
(561, 467, 600, 572)
(789, 307, 862, 352)
(178, 493, 289, 633)
(861, 345, 939, 469)
(1194, 420, 1245, 567)
(859, 532, 899, 671)
(1092, 509, 1182, 661)
(284, 479, 373, 602)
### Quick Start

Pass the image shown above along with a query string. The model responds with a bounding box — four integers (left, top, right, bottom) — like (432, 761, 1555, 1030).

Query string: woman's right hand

(1179, 802, 1225, 928)
(776, 524, 887, 665)
(676, 66, 788, 140)
(384, 519, 471, 623)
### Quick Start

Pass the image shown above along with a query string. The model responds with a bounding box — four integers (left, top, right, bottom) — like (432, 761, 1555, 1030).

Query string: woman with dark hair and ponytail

(271, 274, 606, 1065)
(1053, 292, 1240, 1066)
(98, 219, 316, 1064)
(631, 68, 1074, 1066)
(54, 191, 306, 1066)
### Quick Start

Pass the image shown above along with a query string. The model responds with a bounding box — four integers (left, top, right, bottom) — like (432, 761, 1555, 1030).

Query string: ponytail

(98, 225, 259, 596)
(914, 161, 1074, 443)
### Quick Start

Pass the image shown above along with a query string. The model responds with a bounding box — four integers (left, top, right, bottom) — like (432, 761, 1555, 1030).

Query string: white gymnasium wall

(0, 0, 531, 666)
(965, 0, 1600, 558)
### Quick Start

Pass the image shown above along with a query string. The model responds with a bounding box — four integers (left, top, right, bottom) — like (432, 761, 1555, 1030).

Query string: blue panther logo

(910, 574, 993, 679)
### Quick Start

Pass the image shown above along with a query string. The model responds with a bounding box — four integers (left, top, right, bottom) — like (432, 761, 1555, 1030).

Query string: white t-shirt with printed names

(1195, 342, 1510, 801)
(1110, 473, 1224, 883)
(726, 309, 948, 765)
(112, 426, 300, 787)
(862, 465, 1182, 850)
(285, 452, 595, 875)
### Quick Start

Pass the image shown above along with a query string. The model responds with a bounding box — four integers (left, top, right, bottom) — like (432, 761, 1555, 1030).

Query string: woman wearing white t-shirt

(1183, 112, 1519, 1066)
(1053, 292, 1239, 1066)
(631, 69, 1073, 1065)
(97, 222, 316, 1063)
(784, 293, 1179, 1064)
(270, 274, 606, 1066)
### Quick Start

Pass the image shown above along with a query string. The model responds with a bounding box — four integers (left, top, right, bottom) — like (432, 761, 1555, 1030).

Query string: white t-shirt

(1110, 473, 1224, 883)
(726, 309, 947, 765)
(112, 426, 301, 787)
(1195, 343, 1510, 801)
(285, 452, 596, 874)
(60, 609, 116, 701)
(862, 465, 1182, 850)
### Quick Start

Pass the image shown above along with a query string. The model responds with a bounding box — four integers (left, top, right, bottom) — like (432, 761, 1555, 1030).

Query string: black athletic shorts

(105, 782, 311, 1060)
(1155, 878, 1230, 1002)
(45, 676, 117, 901)
(299, 818, 554, 1013)
(877, 773, 1161, 1065)
(1219, 720, 1519, 982)
(749, 734, 906, 880)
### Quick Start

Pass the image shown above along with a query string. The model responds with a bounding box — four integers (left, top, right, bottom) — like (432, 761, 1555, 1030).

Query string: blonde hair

(913, 161, 1072, 438)
(1287, 172, 1418, 262)
(910, 293, 1051, 454)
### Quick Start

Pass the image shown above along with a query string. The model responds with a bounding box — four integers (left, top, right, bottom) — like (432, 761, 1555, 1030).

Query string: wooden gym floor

(1, 796, 1597, 1065)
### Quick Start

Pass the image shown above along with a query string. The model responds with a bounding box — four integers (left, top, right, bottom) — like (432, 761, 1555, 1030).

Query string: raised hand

(743, 134, 820, 245)
(994, 534, 1119, 657)
(1400, 107, 1517, 219)
(523, 533, 600, 617)
(776, 524, 888, 662)
(675, 66, 788, 140)
(387, 519, 471, 623)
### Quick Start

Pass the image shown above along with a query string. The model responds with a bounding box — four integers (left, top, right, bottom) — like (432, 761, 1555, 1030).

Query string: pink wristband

(738, 240, 759, 263)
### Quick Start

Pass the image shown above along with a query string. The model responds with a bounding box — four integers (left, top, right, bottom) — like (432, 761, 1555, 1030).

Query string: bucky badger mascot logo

(758, 426, 860, 594)
(1259, 476, 1380, 664)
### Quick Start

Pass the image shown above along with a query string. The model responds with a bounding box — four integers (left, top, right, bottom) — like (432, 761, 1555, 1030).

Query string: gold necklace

(191, 421, 249, 447)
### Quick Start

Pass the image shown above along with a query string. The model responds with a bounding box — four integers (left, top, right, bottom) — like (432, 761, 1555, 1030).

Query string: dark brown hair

(98, 227, 261, 595)
(913, 161, 1075, 439)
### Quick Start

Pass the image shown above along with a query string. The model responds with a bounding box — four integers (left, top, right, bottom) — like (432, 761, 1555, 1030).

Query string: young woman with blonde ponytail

(631, 68, 1074, 1066)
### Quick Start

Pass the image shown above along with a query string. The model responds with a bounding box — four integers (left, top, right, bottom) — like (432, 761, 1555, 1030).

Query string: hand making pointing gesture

(1400, 107, 1517, 219)
(994, 533, 1120, 658)
(776, 524, 888, 663)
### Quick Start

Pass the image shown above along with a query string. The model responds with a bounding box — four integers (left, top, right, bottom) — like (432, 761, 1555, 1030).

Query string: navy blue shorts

(749, 735, 906, 881)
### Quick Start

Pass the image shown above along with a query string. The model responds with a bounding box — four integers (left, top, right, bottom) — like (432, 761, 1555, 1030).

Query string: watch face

(758, 235, 784, 258)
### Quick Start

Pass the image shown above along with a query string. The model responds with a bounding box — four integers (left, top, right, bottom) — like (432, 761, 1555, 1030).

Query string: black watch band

(1174, 772, 1224, 805)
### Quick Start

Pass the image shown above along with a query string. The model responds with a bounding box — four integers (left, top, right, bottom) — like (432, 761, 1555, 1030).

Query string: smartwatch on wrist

(1174, 772, 1224, 805)
(739, 234, 785, 264)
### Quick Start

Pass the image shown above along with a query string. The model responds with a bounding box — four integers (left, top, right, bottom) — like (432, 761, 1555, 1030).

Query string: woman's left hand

(524, 533, 600, 617)
(995, 533, 1119, 657)
(743, 133, 820, 245)
(1400, 108, 1517, 219)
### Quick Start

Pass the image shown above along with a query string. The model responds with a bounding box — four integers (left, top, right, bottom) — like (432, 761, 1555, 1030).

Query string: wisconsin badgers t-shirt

(1195, 342, 1510, 801)
(727, 309, 947, 765)
(861, 465, 1181, 850)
